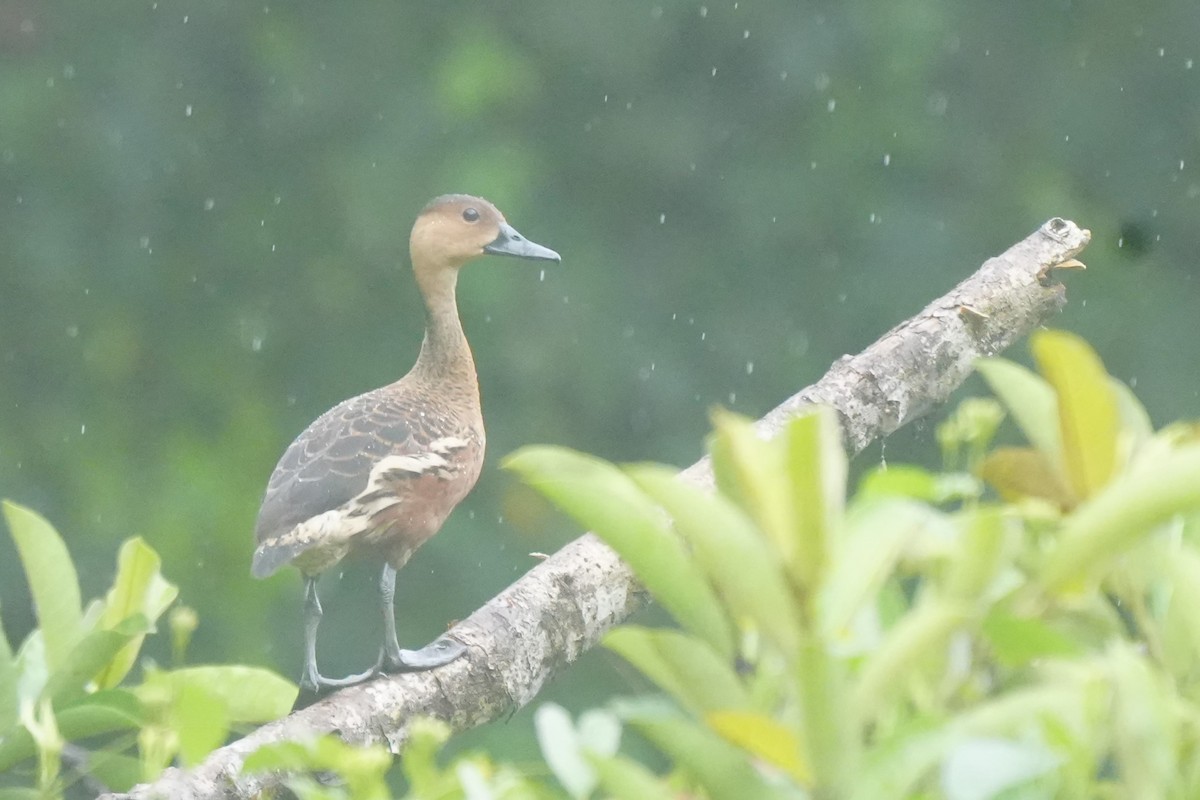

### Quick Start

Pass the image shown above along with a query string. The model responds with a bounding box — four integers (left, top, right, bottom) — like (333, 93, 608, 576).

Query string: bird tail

(251, 539, 307, 579)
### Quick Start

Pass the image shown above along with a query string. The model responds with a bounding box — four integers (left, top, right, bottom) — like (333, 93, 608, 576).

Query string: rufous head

(409, 194, 560, 272)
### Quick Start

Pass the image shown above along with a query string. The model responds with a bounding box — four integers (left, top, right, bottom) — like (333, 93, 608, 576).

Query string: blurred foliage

(2, 0, 1200, 773)
(0, 502, 295, 797)
(503, 331, 1200, 798)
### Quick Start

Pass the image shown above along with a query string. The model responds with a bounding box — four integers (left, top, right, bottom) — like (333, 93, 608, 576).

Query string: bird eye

(462, 208, 480, 223)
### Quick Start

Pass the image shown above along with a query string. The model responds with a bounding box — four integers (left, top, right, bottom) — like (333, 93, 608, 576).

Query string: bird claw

(384, 637, 467, 672)
(299, 660, 382, 693)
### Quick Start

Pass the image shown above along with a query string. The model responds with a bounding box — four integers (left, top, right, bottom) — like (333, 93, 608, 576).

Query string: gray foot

(383, 637, 466, 672)
(299, 659, 381, 693)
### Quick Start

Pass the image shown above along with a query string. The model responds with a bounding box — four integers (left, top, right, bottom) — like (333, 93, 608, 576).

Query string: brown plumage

(253, 194, 560, 691)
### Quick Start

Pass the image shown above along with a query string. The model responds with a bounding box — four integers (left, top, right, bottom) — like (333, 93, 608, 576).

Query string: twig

(103, 218, 1090, 800)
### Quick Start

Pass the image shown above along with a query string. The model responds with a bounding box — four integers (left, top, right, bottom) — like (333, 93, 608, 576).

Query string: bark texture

(105, 218, 1091, 800)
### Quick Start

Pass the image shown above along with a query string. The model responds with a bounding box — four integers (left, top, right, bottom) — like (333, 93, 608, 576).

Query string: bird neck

(411, 266, 478, 391)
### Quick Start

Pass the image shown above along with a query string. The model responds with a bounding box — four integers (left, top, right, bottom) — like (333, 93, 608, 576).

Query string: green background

(2, 0, 1198, 766)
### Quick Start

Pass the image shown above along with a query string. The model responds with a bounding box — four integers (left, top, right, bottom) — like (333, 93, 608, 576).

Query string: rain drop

(203, 198, 215, 211)
(659, 212, 666, 224)
(185, 104, 193, 117)
(539, 269, 546, 282)
(883, 153, 891, 166)
(745, 361, 754, 375)
(827, 98, 837, 112)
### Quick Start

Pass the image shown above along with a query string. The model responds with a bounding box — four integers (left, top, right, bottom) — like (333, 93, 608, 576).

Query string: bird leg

(300, 576, 380, 692)
(379, 563, 466, 671)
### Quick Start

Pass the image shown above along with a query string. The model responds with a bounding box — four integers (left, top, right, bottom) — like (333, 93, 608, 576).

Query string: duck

(252, 194, 560, 692)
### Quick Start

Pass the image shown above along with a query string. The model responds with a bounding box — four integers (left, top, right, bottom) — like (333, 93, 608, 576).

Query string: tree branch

(106, 218, 1091, 800)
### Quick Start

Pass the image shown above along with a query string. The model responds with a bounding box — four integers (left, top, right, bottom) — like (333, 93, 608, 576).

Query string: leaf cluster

(0, 506, 295, 798)
(503, 329, 1200, 799)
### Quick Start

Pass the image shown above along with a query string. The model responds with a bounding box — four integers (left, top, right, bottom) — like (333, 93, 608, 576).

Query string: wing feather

(253, 388, 422, 547)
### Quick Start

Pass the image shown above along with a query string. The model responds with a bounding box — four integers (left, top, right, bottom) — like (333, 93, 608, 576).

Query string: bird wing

(253, 388, 420, 549)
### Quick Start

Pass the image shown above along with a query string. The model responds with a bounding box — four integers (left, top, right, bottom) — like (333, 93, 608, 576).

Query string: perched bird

(252, 194, 560, 691)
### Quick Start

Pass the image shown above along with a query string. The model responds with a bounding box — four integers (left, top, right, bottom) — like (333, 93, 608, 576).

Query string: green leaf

(87, 751, 144, 793)
(1039, 444, 1200, 591)
(604, 626, 749, 715)
(1108, 642, 1176, 796)
(1111, 378, 1154, 449)
(627, 712, 789, 800)
(708, 409, 794, 565)
(943, 507, 1007, 604)
(975, 358, 1062, 468)
(979, 447, 1073, 508)
(822, 499, 952, 645)
(140, 665, 296, 723)
(706, 710, 810, 784)
(795, 636, 857, 794)
(395, 717, 452, 796)
(854, 602, 972, 724)
(21, 697, 62, 792)
(244, 734, 391, 800)
(981, 612, 1081, 669)
(857, 465, 940, 502)
(0, 690, 142, 773)
(2, 501, 83, 672)
(577, 708, 621, 759)
(588, 753, 674, 800)
(1162, 548, 1200, 670)
(1032, 330, 1119, 500)
(171, 680, 230, 765)
(95, 537, 179, 689)
(535, 703, 601, 799)
(785, 407, 847, 595)
(13, 632, 47, 712)
(242, 739, 314, 773)
(851, 719, 953, 800)
(505, 446, 734, 657)
(940, 737, 1060, 800)
(41, 615, 150, 705)
(0, 789, 41, 800)
(627, 465, 800, 656)
(855, 680, 1096, 800)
